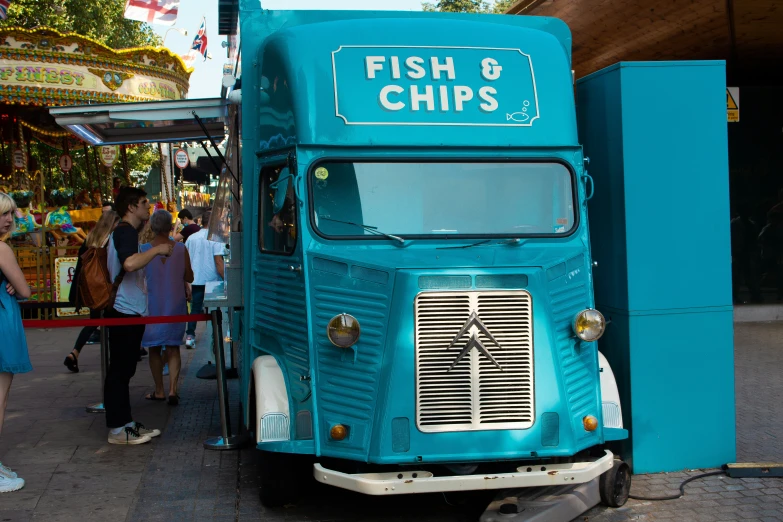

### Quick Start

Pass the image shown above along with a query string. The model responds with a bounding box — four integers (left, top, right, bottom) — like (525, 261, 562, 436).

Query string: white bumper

(313, 450, 614, 495)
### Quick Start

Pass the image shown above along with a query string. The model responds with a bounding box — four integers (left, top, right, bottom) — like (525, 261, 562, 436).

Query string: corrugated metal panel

(548, 256, 598, 440)
(313, 285, 390, 426)
(253, 255, 310, 401)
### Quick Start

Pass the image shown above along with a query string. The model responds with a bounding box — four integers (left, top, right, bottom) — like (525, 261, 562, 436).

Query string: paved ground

(0, 321, 782, 521)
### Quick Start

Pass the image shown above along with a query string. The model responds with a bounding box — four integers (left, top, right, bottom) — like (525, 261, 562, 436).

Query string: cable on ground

(629, 468, 727, 501)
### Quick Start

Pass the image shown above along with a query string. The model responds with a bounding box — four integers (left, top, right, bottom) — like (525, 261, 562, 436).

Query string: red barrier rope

(22, 313, 212, 329)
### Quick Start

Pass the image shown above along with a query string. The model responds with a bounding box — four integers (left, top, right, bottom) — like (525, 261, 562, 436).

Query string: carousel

(0, 26, 191, 315)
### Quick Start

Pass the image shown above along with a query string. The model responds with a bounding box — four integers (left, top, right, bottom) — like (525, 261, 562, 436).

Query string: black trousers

(104, 308, 145, 428)
(72, 309, 101, 353)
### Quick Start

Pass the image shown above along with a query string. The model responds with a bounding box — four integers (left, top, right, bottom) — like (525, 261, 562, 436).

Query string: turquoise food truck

(239, 6, 630, 511)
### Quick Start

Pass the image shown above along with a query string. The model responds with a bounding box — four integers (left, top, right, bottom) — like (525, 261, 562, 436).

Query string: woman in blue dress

(0, 192, 32, 493)
(141, 210, 193, 405)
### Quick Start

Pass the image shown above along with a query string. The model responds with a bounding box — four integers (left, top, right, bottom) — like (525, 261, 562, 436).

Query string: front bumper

(313, 450, 614, 495)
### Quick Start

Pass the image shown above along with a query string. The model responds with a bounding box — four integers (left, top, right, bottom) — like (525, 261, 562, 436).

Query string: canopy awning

(48, 98, 227, 146)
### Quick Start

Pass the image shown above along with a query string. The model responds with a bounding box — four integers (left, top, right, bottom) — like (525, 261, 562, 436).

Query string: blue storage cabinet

(576, 61, 736, 473)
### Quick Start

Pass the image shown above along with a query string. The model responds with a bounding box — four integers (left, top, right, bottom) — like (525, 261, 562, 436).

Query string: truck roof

(242, 10, 578, 151)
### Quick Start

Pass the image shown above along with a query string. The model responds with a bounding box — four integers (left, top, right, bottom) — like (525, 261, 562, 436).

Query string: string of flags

(121, 1, 209, 65)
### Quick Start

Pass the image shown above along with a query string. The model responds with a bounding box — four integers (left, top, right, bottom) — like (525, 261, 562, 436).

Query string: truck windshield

(311, 161, 576, 238)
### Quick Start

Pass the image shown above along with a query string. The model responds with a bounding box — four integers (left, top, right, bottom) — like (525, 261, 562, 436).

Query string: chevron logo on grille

(446, 312, 504, 372)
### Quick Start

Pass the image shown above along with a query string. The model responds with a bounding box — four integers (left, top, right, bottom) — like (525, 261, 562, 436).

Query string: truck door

(253, 151, 313, 438)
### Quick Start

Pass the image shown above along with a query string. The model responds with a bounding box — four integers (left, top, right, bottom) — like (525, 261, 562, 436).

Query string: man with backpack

(104, 187, 173, 445)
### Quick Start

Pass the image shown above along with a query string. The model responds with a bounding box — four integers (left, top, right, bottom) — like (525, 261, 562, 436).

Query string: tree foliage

(0, 0, 162, 201)
(422, 0, 514, 14)
(26, 141, 159, 206)
(1, 0, 161, 49)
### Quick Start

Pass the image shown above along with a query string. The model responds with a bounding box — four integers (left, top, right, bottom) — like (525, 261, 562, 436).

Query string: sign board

(12, 148, 24, 169)
(0, 62, 183, 101)
(727, 87, 739, 123)
(54, 257, 88, 317)
(100, 145, 119, 167)
(331, 46, 539, 127)
(59, 153, 73, 172)
(174, 148, 189, 169)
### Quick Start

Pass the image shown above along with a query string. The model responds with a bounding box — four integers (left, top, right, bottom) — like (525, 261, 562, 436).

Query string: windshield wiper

(437, 240, 492, 250)
(436, 238, 526, 250)
(318, 216, 405, 244)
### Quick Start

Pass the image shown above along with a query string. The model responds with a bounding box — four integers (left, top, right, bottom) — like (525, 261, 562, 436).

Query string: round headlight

(573, 309, 606, 342)
(327, 314, 360, 348)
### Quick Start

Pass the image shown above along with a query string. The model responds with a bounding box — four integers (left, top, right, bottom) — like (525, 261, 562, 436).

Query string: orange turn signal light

(330, 424, 348, 441)
(583, 415, 599, 432)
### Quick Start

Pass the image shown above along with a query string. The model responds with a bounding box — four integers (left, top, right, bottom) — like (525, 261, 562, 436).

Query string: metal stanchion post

(204, 309, 248, 450)
(86, 311, 107, 413)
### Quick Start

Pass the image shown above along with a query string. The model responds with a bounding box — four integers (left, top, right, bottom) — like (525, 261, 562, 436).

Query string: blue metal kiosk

(577, 61, 736, 474)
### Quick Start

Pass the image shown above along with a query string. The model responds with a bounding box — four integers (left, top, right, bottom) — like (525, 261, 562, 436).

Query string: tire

(257, 450, 296, 508)
(599, 459, 631, 508)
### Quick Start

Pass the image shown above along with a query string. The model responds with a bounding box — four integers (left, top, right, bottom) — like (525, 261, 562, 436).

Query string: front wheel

(257, 450, 296, 507)
(599, 459, 631, 507)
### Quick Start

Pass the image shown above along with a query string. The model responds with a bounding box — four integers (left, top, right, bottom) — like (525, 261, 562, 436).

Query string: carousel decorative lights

(0, 26, 192, 312)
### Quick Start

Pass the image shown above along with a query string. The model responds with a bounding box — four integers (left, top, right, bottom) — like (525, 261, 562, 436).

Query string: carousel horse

(12, 207, 40, 238)
(45, 205, 87, 245)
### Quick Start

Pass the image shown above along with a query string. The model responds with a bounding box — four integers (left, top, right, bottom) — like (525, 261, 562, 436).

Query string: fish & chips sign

(331, 46, 539, 127)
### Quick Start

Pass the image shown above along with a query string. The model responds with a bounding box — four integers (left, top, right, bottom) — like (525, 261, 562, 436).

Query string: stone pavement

(0, 321, 781, 521)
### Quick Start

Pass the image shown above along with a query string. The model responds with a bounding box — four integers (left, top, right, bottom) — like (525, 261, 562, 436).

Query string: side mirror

(270, 167, 291, 214)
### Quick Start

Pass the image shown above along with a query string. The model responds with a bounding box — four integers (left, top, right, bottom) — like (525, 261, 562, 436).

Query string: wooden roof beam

(505, 0, 550, 15)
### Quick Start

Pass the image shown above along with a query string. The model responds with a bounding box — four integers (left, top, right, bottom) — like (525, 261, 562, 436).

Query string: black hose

(629, 469, 727, 501)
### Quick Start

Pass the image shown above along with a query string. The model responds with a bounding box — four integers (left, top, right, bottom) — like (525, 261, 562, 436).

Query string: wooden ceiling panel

(512, 0, 783, 83)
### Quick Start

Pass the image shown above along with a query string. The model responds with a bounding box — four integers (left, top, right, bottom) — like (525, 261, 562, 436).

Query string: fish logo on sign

(446, 312, 504, 372)
(506, 100, 533, 123)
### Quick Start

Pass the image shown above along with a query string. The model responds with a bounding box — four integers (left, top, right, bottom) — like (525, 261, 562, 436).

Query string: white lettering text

(365, 56, 386, 79)
(390, 56, 401, 80)
(439, 85, 450, 111)
(430, 57, 456, 80)
(454, 86, 474, 111)
(410, 85, 435, 111)
(380, 85, 405, 111)
(481, 58, 503, 81)
(478, 86, 498, 112)
(405, 56, 426, 79)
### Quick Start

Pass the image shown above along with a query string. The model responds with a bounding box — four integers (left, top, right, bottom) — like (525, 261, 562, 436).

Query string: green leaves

(1, 0, 162, 49)
(421, 0, 513, 14)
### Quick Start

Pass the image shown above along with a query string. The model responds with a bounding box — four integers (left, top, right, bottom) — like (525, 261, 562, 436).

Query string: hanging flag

(123, 0, 179, 26)
(191, 18, 208, 61)
(180, 18, 208, 66)
(0, 0, 11, 20)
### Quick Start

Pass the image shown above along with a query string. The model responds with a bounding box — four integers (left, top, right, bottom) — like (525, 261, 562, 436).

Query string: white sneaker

(0, 475, 24, 493)
(185, 336, 195, 349)
(108, 426, 152, 445)
(0, 462, 17, 479)
(134, 422, 161, 438)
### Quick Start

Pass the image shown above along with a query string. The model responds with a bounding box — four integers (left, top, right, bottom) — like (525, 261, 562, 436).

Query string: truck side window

(259, 164, 297, 254)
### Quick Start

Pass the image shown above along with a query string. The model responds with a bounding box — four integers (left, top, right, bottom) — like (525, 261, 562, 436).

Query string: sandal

(63, 353, 79, 373)
(145, 393, 166, 401)
(167, 395, 179, 406)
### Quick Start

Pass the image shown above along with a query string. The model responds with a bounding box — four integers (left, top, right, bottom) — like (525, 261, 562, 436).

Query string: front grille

(415, 291, 535, 432)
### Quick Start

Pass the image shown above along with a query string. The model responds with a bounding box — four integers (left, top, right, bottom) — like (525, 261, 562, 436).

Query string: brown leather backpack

(76, 243, 125, 311)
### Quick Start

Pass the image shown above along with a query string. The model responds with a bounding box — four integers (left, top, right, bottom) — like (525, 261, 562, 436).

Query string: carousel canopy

(0, 27, 191, 107)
